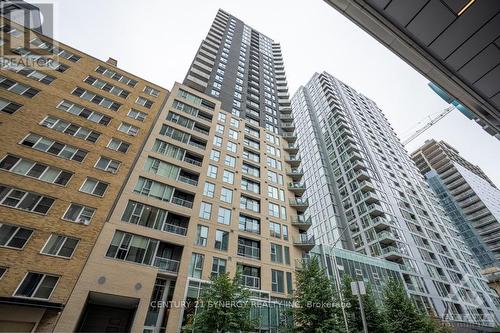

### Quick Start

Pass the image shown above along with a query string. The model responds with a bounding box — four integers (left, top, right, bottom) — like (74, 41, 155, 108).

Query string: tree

(382, 279, 427, 333)
(182, 272, 256, 333)
(293, 256, 346, 333)
(341, 275, 387, 333)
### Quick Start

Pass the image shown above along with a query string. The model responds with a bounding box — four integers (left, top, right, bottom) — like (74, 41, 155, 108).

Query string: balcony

(280, 106, 292, 114)
(349, 152, 363, 163)
(177, 170, 199, 187)
(289, 198, 309, 211)
(336, 118, 349, 130)
(291, 215, 312, 231)
(286, 168, 304, 180)
(372, 217, 394, 231)
(241, 275, 261, 289)
(281, 122, 295, 131)
(352, 160, 367, 171)
(462, 202, 486, 215)
(367, 203, 384, 217)
(188, 139, 206, 150)
(345, 142, 360, 154)
(355, 170, 370, 181)
(362, 191, 379, 204)
(380, 246, 403, 261)
(467, 208, 490, 221)
(153, 256, 180, 274)
(237, 243, 260, 260)
(284, 143, 299, 154)
(286, 155, 301, 167)
(171, 196, 193, 209)
(294, 234, 315, 250)
(288, 182, 306, 195)
(162, 223, 187, 236)
(377, 231, 396, 245)
(280, 114, 294, 121)
(359, 180, 375, 192)
(282, 132, 297, 142)
(183, 153, 202, 167)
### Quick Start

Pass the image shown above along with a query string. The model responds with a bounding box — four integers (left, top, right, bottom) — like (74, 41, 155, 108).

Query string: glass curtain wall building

(291, 71, 500, 326)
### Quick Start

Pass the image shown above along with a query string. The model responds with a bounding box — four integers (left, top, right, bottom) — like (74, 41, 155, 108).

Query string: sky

(37, 0, 500, 185)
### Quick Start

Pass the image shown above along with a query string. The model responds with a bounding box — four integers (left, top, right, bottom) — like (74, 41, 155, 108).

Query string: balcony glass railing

(153, 256, 180, 273)
(171, 197, 193, 208)
(237, 244, 260, 259)
(241, 275, 260, 289)
(162, 223, 187, 236)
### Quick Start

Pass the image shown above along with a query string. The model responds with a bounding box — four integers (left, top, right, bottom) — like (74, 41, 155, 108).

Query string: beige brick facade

(0, 20, 168, 331)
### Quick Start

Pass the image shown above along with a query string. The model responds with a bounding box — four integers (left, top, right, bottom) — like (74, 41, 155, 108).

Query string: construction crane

(402, 105, 455, 145)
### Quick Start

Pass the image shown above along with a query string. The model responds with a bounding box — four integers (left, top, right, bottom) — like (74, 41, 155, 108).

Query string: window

(41, 234, 79, 258)
(127, 108, 147, 122)
(189, 253, 204, 278)
(220, 188, 233, 204)
(95, 156, 121, 173)
(0, 223, 33, 249)
(218, 112, 226, 123)
(95, 66, 137, 87)
(243, 163, 260, 177)
(230, 118, 239, 128)
(211, 90, 220, 97)
(144, 157, 179, 179)
(0, 155, 72, 186)
(217, 207, 231, 225)
(227, 141, 237, 153)
(268, 202, 280, 218)
(203, 182, 215, 198)
(284, 246, 291, 265)
(213, 136, 223, 147)
(210, 150, 220, 162)
(84, 76, 130, 98)
(215, 230, 229, 251)
(20, 133, 87, 162)
(134, 177, 173, 201)
(14, 272, 59, 299)
(0, 97, 22, 114)
(243, 149, 259, 163)
(268, 186, 280, 200)
(152, 140, 185, 160)
(207, 165, 218, 179)
(80, 178, 108, 196)
(239, 214, 260, 234)
(0, 185, 54, 214)
(56, 100, 111, 126)
(272, 270, 284, 293)
(229, 129, 238, 140)
(211, 257, 226, 277)
(144, 86, 160, 97)
(106, 231, 158, 265)
(72, 87, 121, 111)
(0, 267, 6, 279)
(240, 195, 260, 213)
(196, 225, 208, 247)
(241, 178, 260, 194)
(222, 170, 234, 184)
(136, 96, 153, 109)
(269, 222, 281, 238)
(107, 138, 130, 153)
(224, 155, 236, 168)
(118, 122, 139, 136)
(271, 243, 283, 263)
(216, 124, 224, 134)
(63, 204, 96, 225)
(0, 76, 39, 98)
(40, 116, 101, 142)
(283, 225, 289, 241)
(267, 171, 283, 185)
(199, 202, 212, 220)
(238, 237, 260, 260)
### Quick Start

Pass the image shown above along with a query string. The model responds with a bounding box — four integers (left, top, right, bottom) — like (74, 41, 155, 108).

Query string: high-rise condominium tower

(0, 19, 168, 330)
(291, 71, 500, 326)
(411, 140, 500, 274)
(56, 9, 309, 333)
(185, 9, 290, 136)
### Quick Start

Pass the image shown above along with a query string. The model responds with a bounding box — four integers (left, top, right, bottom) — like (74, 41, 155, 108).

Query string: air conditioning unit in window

(79, 218, 91, 225)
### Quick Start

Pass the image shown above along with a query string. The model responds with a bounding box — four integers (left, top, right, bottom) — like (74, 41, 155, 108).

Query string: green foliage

(383, 279, 426, 333)
(182, 272, 256, 333)
(341, 275, 387, 333)
(293, 256, 346, 333)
